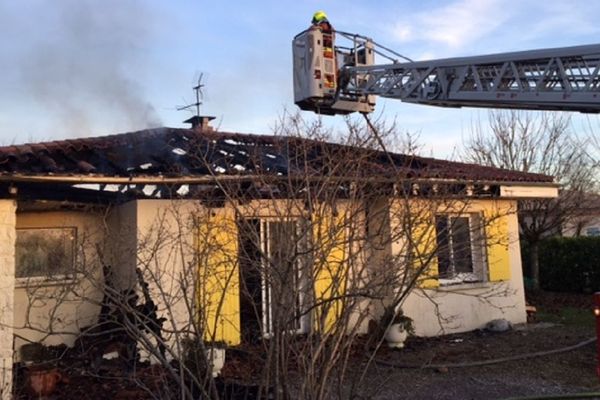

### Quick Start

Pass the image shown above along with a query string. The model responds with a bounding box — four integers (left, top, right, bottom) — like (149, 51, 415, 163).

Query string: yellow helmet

(312, 10, 328, 24)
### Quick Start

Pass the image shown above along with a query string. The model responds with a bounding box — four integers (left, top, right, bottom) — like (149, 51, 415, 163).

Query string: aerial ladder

(293, 28, 600, 115)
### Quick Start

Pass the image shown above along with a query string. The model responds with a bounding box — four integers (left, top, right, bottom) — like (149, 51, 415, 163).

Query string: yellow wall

(198, 197, 515, 342)
(410, 201, 440, 288)
(312, 203, 349, 333)
(401, 198, 524, 336)
(197, 201, 308, 345)
(11, 196, 519, 351)
(199, 200, 354, 341)
(390, 198, 513, 286)
(388, 199, 440, 289)
(198, 208, 241, 345)
(484, 201, 511, 281)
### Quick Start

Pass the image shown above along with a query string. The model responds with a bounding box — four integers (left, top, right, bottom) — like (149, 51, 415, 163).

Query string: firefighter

(311, 10, 332, 33)
(310, 11, 336, 90)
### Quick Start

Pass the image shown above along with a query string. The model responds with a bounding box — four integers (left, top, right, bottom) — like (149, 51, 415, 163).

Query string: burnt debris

(0, 127, 553, 183)
(0, 127, 554, 205)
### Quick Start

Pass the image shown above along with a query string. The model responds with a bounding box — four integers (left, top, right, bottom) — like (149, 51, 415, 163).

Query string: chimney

(184, 115, 216, 131)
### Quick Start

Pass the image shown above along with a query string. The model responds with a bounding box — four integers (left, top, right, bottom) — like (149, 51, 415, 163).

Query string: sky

(2, 0, 600, 157)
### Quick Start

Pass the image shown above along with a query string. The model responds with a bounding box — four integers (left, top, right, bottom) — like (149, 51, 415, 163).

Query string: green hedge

(535, 237, 600, 293)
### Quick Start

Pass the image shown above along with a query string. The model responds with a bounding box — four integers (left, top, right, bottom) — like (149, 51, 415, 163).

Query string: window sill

(15, 274, 80, 288)
(437, 280, 491, 291)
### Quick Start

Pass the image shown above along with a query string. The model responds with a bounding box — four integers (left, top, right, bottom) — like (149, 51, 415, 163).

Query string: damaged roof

(0, 127, 554, 184)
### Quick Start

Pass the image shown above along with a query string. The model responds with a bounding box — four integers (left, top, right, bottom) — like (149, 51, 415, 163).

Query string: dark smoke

(13, 0, 161, 136)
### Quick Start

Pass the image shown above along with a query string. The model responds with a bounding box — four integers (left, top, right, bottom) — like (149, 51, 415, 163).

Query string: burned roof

(0, 127, 554, 184)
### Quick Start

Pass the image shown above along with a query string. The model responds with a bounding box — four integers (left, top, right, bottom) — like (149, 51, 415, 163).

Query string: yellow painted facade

(484, 201, 512, 281)
(312, 204, 349, 333)
(199, 198, 514, 343)
(410, 202, 440, 289)
(198, 208, 241, 345)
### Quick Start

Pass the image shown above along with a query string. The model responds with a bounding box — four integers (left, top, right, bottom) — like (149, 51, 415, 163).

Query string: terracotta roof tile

(0, 127, 554, 184)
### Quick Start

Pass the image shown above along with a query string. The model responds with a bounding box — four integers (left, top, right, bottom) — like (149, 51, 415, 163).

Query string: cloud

(515, 2, 600, 45)
(390, 0, 509, 49)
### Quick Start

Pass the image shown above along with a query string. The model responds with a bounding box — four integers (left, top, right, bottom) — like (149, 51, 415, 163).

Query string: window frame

(15, 226, 78, 285)
(259, 218, 311, 337)
(435, 213, 487, 286)
(239, 216, 311, 338)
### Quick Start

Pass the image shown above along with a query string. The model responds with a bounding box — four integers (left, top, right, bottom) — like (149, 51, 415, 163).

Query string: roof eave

(0, 173, 557, 187)
(499, 184, 559, 198)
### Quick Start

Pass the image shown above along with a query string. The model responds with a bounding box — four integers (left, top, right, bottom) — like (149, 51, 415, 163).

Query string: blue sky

(2, 0, 600, 156)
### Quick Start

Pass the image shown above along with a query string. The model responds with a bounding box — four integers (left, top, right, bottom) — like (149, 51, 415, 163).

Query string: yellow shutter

(312, 204, 348, 333)
(198, 209, 241, 345)
(485, 205, 511, 281)
(410, 204, 439, 289)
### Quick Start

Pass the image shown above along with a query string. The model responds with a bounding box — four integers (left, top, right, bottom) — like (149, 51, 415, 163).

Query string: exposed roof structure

(0, 127, 553, 184)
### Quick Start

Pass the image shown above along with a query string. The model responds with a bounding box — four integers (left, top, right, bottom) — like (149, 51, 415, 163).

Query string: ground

(14, 292, 599, 399)
(353, 291, 598, 400)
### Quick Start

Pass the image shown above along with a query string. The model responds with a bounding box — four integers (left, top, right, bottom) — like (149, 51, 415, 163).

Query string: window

(15, 228, 77, 279)
(238, 218, 310, 341)
(435, 214, 485, 285)
(586, 226, 600, 237)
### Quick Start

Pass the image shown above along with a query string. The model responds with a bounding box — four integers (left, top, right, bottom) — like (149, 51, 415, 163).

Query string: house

(0, 119, 558, 393)
(561, 191, 600, 237)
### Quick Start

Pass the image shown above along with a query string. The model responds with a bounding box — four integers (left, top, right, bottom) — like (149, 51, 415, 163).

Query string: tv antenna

(177, 73, 205, 117)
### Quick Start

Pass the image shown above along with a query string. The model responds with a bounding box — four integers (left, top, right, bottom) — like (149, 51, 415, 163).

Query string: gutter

(0, 173, 558, 186)
(0, 174, 559, 198)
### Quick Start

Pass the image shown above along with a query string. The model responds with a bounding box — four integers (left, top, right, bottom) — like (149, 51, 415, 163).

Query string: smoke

(9, 0, 162, 136)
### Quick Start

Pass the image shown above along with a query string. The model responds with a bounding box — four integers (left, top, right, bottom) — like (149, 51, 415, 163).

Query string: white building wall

(11, 200, 203, 363)
(402, 205, 527, 336)
(5, 195, 530, 370)
(134, 200, 201, 356)
(0, 200, 16, 399)
(562, 214, 600, 237)
(14, 211, 106, 350)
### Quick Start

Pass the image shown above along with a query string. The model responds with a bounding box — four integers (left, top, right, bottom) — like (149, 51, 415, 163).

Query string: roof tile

(0, 127, 554, 184)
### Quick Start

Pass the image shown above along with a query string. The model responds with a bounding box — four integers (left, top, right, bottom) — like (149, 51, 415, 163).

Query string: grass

(536, 306, 596, 328)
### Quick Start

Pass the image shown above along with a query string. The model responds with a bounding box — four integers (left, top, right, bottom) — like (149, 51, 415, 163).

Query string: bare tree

(587, 121, 600, 186)
(462, 110, 596, 291)
(12, 113, 516, 399)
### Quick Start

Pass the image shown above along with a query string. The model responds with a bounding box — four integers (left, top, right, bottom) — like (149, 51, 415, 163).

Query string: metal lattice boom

(342, 44, 600, 113)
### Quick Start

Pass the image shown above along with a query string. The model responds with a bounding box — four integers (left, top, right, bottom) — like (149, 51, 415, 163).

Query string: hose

(501, 392, 600, 400)
(374, 337, 596, 369)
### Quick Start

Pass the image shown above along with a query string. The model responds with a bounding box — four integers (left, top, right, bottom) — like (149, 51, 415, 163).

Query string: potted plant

(20, 342, 66, 397)
(206, 342, 226, 378)
(383, 309, 414, 349)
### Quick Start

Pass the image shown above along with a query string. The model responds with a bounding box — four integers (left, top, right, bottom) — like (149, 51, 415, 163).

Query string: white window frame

(435, 213, 487, 286)
(257, 218, 310, 337)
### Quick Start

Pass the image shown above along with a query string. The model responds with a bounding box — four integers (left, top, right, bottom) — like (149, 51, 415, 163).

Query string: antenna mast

(177, 73, 216, 131)
(177, 73, 205, 116)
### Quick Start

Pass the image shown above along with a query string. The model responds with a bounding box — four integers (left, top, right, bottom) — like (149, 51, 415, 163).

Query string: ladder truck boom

(292, 29, 600, 115)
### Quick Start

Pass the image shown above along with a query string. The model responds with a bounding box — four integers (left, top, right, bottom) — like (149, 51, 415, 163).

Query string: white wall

(9, 196, 530, 358)
(12, 200, 205, 362)
(402, 204, 527, 336)
(132, 200, 201, 357)
(562, 214, 600, 237)
(0, 200, 16, 398)
(14, 210, 105, 350)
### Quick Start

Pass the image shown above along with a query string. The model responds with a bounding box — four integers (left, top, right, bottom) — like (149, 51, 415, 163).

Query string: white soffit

(500, 185, 558, 198)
